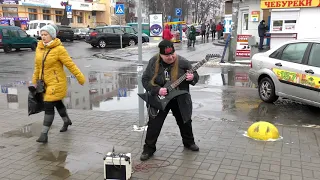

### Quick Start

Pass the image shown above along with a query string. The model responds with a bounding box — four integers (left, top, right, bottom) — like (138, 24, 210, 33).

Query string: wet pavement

(1, 39, 320, 180)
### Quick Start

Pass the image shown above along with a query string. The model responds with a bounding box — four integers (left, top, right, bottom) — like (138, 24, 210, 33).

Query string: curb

(212, 42, 226, 47)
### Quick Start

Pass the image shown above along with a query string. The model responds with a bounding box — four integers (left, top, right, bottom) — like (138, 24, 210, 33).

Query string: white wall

(237, 0, 264, 43)
(296, 7, 320, 39)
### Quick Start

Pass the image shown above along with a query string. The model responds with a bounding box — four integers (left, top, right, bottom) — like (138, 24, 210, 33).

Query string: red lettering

(305, 0, 312, 6)
(271, 1, 275, 7)
(265, 1, 271, 7)
(282, 1, 288, 6)
(288, 1, 293, 6)
(294, 1, 298, 6)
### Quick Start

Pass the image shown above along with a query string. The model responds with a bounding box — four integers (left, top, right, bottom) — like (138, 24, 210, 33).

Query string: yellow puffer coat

(32, 38, 85, 102)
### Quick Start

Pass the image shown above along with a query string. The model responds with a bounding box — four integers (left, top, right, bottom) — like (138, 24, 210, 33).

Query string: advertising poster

(149, 14, 163, 37)
(251, 11, 260, 22)
(0, 0, 19, 4)
(236, 35, 252, 58)
(224, 14, 232, 33)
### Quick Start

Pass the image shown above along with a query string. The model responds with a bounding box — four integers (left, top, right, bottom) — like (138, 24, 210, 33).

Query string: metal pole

(228, 0, 240, 62)
(137, 0, 145, 127)
(120, 16, 123, 49)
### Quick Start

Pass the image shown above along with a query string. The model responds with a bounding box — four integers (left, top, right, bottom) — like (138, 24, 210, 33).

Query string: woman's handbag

(36, 50, 51, 93)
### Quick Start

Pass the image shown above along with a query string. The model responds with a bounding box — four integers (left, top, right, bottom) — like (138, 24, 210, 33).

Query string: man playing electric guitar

(140, 39, 200, 161)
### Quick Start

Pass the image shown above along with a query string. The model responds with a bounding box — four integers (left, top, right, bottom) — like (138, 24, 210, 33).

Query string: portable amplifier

(103, 152, 132, 180)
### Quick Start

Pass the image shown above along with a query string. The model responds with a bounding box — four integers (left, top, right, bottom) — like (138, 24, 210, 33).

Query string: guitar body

(138, 53, 221, 111)
(138, 82, 189, 111)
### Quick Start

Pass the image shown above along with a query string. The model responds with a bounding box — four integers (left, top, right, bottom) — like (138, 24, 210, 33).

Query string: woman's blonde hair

(151, 53, 179, 86)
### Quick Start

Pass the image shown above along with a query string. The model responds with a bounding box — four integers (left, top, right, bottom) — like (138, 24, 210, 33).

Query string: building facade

(0, 0, 111, 28)
(225, 0, 320, 48)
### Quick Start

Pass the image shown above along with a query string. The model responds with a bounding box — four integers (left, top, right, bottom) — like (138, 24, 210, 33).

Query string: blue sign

(66, 5, 72, 12)
(175, 8, 182, 16)
(118, 88, 127, 97)
(115, 4, 125, 15)
(167, 16, 171, 20)
(150, 24, 163, 36)
(1, 86, 8, 94)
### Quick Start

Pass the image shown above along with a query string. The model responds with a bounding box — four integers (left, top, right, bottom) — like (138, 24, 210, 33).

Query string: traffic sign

(118, 88, 127, 97)
(167, 15, 171, 20)
(175, 8, 182, 16)
(115, 4, 125, 15)
(66, 5, 72, 12)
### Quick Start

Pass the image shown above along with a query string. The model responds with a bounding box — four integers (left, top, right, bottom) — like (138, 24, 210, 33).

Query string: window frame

(270, 42, 312, 65)
(305, 43, 320, 68)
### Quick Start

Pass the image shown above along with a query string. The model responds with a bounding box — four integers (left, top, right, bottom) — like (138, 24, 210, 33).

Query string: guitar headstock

(205, 54, 221, 60)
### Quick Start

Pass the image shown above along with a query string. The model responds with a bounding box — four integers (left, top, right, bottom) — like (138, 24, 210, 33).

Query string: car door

(300, 43, 320, 103)
(271, 42, 310, 99)
(9, 29, 21, 48)
(17, 29, 30, 48)
(102, 27, 115, 45)
(113, 27, 126, 45)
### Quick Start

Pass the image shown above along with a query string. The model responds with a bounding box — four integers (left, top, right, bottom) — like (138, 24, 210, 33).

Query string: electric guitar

(138, 54, 221, 111)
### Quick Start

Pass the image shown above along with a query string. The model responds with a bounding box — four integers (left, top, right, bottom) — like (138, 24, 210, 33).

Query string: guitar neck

(169, 59, 206, 90)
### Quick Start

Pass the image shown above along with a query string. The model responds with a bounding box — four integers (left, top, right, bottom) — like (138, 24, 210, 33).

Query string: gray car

(249, 39, 320, 108)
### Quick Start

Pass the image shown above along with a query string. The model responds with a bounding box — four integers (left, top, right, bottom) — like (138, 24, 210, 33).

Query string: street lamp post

(137, 0, 145, 127)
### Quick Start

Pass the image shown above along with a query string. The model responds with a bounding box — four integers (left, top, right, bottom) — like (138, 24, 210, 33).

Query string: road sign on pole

(175, 8, 182, 16)
(115, 4, 125, 15)
(115, 4, 125, 49)
(66, 5, 72, 19)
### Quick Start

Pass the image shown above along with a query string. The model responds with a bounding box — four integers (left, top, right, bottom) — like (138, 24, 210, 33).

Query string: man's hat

(158, 40, 175, 55)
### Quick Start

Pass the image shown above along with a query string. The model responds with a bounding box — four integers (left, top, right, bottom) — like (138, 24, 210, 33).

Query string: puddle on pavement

(2, 121, 57, 138)
(2, 64, 320, 126)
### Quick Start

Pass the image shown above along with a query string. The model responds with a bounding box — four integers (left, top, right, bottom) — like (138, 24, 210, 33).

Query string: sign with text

(261, 0, 320, 9)
(149, 14, 163, 37)
(236, 35, 252, 58)
(0, 0, 18, 4)
(251, 11, 260, 22)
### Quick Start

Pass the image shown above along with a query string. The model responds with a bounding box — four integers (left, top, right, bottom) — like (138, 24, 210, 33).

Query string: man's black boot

(140, 152, 153, 161)
(36, 133, 48, 143)
(185, 144, 199, 151)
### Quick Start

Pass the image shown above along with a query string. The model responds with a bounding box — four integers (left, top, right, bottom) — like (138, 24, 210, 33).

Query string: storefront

(261, 0, 320, 48)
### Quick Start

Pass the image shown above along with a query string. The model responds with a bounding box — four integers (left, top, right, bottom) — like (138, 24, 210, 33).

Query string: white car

(249, 39, 320, 108)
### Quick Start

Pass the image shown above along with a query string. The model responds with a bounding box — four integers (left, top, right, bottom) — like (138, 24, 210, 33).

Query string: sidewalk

(0, 108, 320, 180)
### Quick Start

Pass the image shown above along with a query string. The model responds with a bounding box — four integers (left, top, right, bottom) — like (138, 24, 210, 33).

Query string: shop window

(280, 43, 309, 64)
(272, 20, 283, 31)
(77, 12, 83, 23)
(284, 20, 296, 31)
(43, 9, 51, 20)
(28, 8, 37, 21)
(18, 30, 27, 38)
(242, 13, 248, 31)
(2, 7, 18, 17)
(308, 43, 320, 68)
(55, 10, 63, 23)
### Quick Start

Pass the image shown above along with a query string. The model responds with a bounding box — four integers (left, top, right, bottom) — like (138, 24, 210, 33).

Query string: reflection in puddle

(2, 122, 56, 138)
(0, 66, 253, 112)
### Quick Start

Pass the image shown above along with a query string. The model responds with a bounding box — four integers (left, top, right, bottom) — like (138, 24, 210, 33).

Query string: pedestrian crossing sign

(115, 4, 125, 15)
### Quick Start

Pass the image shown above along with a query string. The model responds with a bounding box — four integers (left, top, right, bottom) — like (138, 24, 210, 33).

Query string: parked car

(114, 25, 149, 43)
(56, 25, 74, 42)
(0, 25, 38, 53)
(73, 28, 89, 40)
(249, 39, 320, 108)
(26, 20, 54, 39)
(85, 26, 138, 48)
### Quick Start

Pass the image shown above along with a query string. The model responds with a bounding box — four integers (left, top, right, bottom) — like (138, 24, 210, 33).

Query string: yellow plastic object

(247, 121, 280, 141)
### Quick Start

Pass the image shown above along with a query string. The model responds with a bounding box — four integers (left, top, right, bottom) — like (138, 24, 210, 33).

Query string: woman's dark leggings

(43, 100, 68, 127)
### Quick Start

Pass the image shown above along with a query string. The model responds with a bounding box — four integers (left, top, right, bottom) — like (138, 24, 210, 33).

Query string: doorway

(241, 10, 249, 34)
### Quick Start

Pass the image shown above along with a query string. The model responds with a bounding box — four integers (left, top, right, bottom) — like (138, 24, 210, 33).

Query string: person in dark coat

(188, 25, 196, 47)
(258, 20, 268, 50)
(140, 40, 200, 161)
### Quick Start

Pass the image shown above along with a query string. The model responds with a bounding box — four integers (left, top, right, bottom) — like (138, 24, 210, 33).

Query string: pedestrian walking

(162, 24, 173, 41)
(201, 22, 206, 41)
(188, 25, 196, 47)
(32, 24, 85, 143)
(216, 22, 223, 39)
(206, 23, 211, 41)
(211, 22, 216, 40)
(140, 40, 200, 161)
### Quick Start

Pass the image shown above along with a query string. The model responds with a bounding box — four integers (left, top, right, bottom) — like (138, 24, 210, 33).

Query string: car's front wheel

(3, 44, 12, 53)
(128, 39, 136, 47)
(258, 77, 279, 103)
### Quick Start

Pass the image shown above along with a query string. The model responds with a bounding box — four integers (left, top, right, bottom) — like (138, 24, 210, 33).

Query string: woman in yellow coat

(32, 24, 85, 143)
